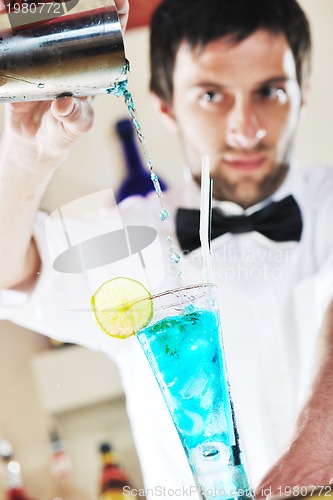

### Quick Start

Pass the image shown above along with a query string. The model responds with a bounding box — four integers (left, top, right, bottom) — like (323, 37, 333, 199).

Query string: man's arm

(0, 0, 129, 291)
(256, 299, 333, 498)
(0, 97, 95, 289)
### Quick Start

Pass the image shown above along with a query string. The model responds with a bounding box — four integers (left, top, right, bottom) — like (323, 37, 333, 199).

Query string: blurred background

(0, 0, 333, 498)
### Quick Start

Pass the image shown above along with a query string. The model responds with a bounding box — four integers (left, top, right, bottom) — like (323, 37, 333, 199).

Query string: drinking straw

(199, 155, 214, 284)
(200, 156, 236, 446)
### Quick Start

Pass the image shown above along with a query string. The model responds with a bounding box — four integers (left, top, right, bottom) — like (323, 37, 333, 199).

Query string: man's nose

(226, 99, 267, 149)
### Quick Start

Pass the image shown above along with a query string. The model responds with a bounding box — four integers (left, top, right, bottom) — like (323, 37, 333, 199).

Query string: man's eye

(257, 86, 287, 104)
(259, 86, 276, 98)
(201, 91, 223, 104)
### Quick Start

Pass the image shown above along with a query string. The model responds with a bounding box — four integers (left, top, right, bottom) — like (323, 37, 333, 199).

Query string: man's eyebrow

(189, 82, 224, 89)
(188, 76, 293, 91)
(257, 77, 290, 86)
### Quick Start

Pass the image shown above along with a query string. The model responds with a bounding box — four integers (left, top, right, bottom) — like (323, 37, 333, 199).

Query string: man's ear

(301, 78, 311, 108)
(150, 92, 179, 133)
(298, 79, 311, 122)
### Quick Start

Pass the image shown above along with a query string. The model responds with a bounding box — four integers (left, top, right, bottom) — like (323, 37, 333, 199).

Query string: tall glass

(136, 284, 254, 500)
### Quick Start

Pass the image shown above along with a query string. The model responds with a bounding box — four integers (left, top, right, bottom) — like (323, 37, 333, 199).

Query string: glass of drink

(136, 283, 254, 500)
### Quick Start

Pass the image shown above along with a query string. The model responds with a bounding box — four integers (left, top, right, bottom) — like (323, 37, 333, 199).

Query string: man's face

(159, 30, 304, 208)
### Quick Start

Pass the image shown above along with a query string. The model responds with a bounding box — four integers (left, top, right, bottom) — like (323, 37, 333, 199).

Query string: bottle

(0, 439, 35, 500)
(115, 118, 167, 202)
(49, 429, 87, 500)
(98, 442, 137, 500)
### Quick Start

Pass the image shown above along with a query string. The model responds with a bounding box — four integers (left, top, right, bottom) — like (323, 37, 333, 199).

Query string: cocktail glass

(136, 283, 254, 500)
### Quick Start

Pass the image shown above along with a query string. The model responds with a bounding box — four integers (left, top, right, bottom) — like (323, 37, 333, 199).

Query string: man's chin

(213, 169, 287, 208)
(213, 184, 265, 208)
(230, 193, 263, 209)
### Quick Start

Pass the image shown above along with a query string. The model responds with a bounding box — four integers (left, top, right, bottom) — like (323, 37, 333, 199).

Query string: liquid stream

(107, 72, 181, 270)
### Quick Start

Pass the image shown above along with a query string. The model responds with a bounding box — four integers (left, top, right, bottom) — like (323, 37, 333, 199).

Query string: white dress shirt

(1, 164, 333, 497)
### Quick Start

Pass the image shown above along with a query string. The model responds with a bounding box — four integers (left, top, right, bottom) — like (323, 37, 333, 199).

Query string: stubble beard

(210, 163, 289, 208)
(192, 156, 289, 208)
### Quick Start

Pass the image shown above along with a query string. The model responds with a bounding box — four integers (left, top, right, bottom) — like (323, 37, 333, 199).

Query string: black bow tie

(176, 195, 302, 253)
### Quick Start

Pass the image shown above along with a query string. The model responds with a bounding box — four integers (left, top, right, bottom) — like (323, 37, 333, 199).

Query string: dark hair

(150, 0, 311, 103)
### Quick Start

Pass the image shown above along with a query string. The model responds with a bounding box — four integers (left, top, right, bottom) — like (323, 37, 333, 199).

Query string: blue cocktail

(136, 284, 254, 500)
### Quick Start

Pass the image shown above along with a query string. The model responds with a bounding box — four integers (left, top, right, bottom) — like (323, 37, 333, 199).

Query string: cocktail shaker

(0, 0, 127, 101)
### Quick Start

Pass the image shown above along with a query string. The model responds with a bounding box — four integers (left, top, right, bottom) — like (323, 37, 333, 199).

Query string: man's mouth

(223, 154, 266, 171)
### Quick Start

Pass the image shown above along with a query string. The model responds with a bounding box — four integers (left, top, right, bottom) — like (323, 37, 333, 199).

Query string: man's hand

(115, 0, 129, 31)
(0, 0, 130, 163)
(1, 97, 95, 166)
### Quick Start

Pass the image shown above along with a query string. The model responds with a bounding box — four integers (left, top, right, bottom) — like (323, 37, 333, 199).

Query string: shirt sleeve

(312, 169, 333, 321)
(314, 253, 333, 321)
(0, 194, 167, 360)
(0, 209, 125, 356)
(0, 211, 48, 316)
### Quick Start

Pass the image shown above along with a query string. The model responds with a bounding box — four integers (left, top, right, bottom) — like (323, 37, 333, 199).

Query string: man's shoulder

(298, 164, 333, 200)
(303, 164, 333, 184)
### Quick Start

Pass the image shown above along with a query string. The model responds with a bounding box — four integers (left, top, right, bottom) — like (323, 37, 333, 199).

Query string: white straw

(199, 157, 236, 446)
(199, 155, 214, 284)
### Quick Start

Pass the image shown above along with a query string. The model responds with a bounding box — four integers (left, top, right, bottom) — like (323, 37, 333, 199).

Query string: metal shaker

(0, 0, 127, 101)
